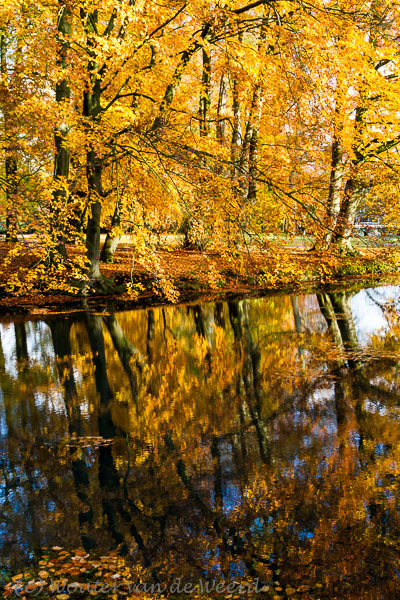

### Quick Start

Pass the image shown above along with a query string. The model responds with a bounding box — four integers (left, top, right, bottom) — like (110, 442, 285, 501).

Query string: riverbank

(1, 241, 400, 317)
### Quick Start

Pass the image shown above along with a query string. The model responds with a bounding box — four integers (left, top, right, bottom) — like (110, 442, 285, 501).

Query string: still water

(1, 286, 400, 598)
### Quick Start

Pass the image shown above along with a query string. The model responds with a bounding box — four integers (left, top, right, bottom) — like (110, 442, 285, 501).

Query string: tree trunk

(247, 92, 263, 203)
(318, 134, 345, 249)
(239, 84, 263, 177)
(53, 1, 72, 258)
(231, 77, 242, 178)
(238, 18, 266, 200)
(86, 195, 102, 280)
(1, 33, 18, 242)
(180, 40, 212, 249)
(330, 96, 366, 254)
(216, 73, 227, 145)
(199, 46, 211, 137)
(331, 177, 362, 254)
(85, 147, 103, 282)
(151, 26, 211, 132)
(84, 152, 117, 290)
(100, 201, 121, 263)
(81, 9, 112, 289)
(4, 158, 18, 242)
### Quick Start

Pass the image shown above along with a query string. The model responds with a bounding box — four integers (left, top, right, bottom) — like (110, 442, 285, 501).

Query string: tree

(2, 0, 400, 295)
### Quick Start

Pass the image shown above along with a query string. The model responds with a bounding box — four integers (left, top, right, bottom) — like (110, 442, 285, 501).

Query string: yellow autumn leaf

(38, 571, 49, 579)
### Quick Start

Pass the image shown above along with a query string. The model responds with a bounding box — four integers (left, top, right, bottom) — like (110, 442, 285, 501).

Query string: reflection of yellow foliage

(4, 292, 400, 597)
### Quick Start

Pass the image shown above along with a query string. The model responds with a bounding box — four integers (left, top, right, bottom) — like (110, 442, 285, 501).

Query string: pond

(1, 285, 400, 598)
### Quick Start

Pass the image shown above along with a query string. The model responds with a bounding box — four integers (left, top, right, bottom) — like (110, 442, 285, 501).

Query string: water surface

(1, 286, 400, 598)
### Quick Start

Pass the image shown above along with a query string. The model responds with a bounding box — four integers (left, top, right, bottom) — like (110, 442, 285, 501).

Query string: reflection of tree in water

(49, 319, 96, 553)
(0, 321, 84, 572)
(2, 292, 400, 596)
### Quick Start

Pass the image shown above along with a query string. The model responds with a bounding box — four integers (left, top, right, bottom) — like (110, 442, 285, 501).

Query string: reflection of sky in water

(209, 441, 243, 515)
(222, 482, 242, 514)
(2, 285, 400, 580)
(351, 285, 399, 344)
(250, 517, 265, 538)
(0, 321, 54, 379)
(0, 396, 6, 436)
(222, 482, 242, 513)
(34, 390, 67, 416)
(299, 529, 314, 540)
(364, 399, 388, 416)
(1, 323, 17, 378)
(26, 322, 53, 363)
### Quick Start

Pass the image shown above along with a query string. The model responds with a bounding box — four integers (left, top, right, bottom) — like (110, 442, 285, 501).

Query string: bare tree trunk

(331, 101, 366, 254)
(216, 74, 227, 144)
(54, 3, 72, 188)
(51, 1, 72, 260)
(100, 198, 121, 263)
(238, 18, 266, 201)
(182, 39, 212, 248)
(317, 134, 345, 249)
(4, 158, 18, 242)
(85, 139, 104, 283)
(81, 9, 114, 290)
(1, 33, 18, 242)
(331, 177, 362, 254)
(151, 26, 211, 132)
(231, 77, 242, 178)
(85, 158, 120, 289)
(99, 127, 123, 265)
(199, 46, 211, 137)
(247, 93, 264, 202)
(86, 192, 103, 281)
(239, 84, 263, 179)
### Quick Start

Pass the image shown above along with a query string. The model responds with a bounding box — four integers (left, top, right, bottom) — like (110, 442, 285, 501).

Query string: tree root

(334, 244, 360, 257)
(75, 274, 126, 295)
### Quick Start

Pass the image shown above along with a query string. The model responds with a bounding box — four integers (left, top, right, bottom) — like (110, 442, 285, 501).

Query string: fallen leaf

(38, 571, 49, 578)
